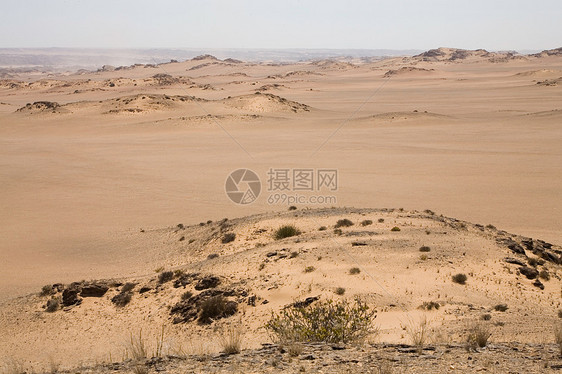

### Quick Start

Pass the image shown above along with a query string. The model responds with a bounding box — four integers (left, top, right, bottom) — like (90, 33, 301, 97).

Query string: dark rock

(173, 273, 198, 288)
(292, 296, 319, 308)
(519, 266, 539, 279)
(504, 257, 525, 266)
(266, 251, 277, 257)
(194, 276, 221, 290)
(247, 295, 256, 306)
(521, 238, 534, 251)
(62, 288, 81, 306)
(80, 284, 109, 297)
(533, 279, 545, 290)
(139, 286, 152, 294)
(508, 242, 525, 255)
(351, 242, 367, 246)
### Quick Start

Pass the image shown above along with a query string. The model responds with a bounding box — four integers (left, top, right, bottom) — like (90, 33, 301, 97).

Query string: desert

(1, 46, 562, 373)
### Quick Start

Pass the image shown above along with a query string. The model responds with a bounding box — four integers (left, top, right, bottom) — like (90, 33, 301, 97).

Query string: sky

(0, 0, 560, 51)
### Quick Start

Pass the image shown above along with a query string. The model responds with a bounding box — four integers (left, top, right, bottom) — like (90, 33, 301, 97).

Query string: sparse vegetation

(290, 251, 299, 258)
(318, 226, 327, 231)
(334, 228, 343, 235)
(112, 291, 132, 307)
(121, 282, 136, 293)
(420, 254, 428, 261)
(466, 322, 492, 349)
(199, 295, 237, 324)
(405, 317, 429, 354)
(539, 269, 550, 281)
(481, 313, 492, 321)
(45, 297, 60, 312)
(378, 218, 385, 223)
(419, 246, 431, 252)
(288, 205, 297, 211)
(219, 323, 243, 354)
(361, 219, 373, 226)
(158, 271, 174, 284)
(266, 298, 376, 344)
(181, 291, 193, 301)
(40, 284, 54, 296)
(349, 267, 361, 275)
(493, 304, 508, 312)
(207, 253, 219, 260)
(390, 226, 401, 232)
(304, 266, 316, 273)
(222, 232, 236, 244)
(555, 322, 562, 355)
(274, 225, 301, 240)
(335, 219, 354, 228)
(419, 301, 440, 311)
(335, 287, 346, 295)
(452, 273, 468, 285)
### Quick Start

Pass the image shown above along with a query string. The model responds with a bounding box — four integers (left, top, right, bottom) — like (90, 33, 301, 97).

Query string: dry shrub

(452, 273, 467, 285)
(219, 322, 244, 354)
(266, 298, 376, 344)
(274, 225, 301, 240)
(335, 219, 354, 228)
(466, 322, 492, 350)
(405, 316, 430, 354)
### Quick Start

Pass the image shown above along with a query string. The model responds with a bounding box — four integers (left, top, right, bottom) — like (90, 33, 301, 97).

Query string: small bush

(158, 271, 174, 284)
(199, 295, 237, 324)
(207, 253, 219, 260)
(335, 219, 354, 228)
(493, 304, 508, 312)
(481, 314, 492, 321)
(349, 267, 361, 275)
(555, 322, 562, 355)
(486, 224, 496, 230)
(304, 266, 316, 273)
(181, 291, 193, 300)
(265, 298, 376, 344)
(222, 232, 236, 244)
(390, 226, 401, 232)
(45, 297, 60, 312)
(539, 269, 550, 281)
(419, 246, 431, 252)
(318, 226, 327, 231)
(112, 291, 132, 307)
(290, 251, 299, 258)
(467, 323, 491, 349)
(378, 218, 385, 223)
(361, 220, 373, 226)
(288, 206, 297, 211)
(528, 258, 538, 267)
(121, 282, 136, 293)
(219, 323, 243, 354)
(40, 285, 54, 296)
(405, 317, 429, 353)
(452, 273, 468, 285)
(274, 225, 301, 240)
(334, 287, 346, 295)
(333, 228, 343, 235)
(419, 301, 440, 311)
(420, 254, 428, 261)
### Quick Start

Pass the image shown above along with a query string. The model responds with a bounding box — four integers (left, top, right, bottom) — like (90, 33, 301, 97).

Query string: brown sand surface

(0, 50, 561, 370)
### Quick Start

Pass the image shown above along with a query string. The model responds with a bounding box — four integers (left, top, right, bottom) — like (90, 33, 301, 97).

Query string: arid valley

(1, 47, 562, 373)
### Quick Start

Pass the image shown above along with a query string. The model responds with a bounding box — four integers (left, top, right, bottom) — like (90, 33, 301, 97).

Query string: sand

(0, 49, 561, 370)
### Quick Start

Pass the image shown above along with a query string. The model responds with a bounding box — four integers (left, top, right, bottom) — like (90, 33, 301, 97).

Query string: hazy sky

(1, 0, 560, 51)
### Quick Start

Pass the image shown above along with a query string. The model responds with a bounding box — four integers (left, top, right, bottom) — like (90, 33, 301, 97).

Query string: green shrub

(452, 273, 468, 285)
(265, 298, 376, 344)
(335, 219, 354, 228)
(274, 225, 301, 240)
